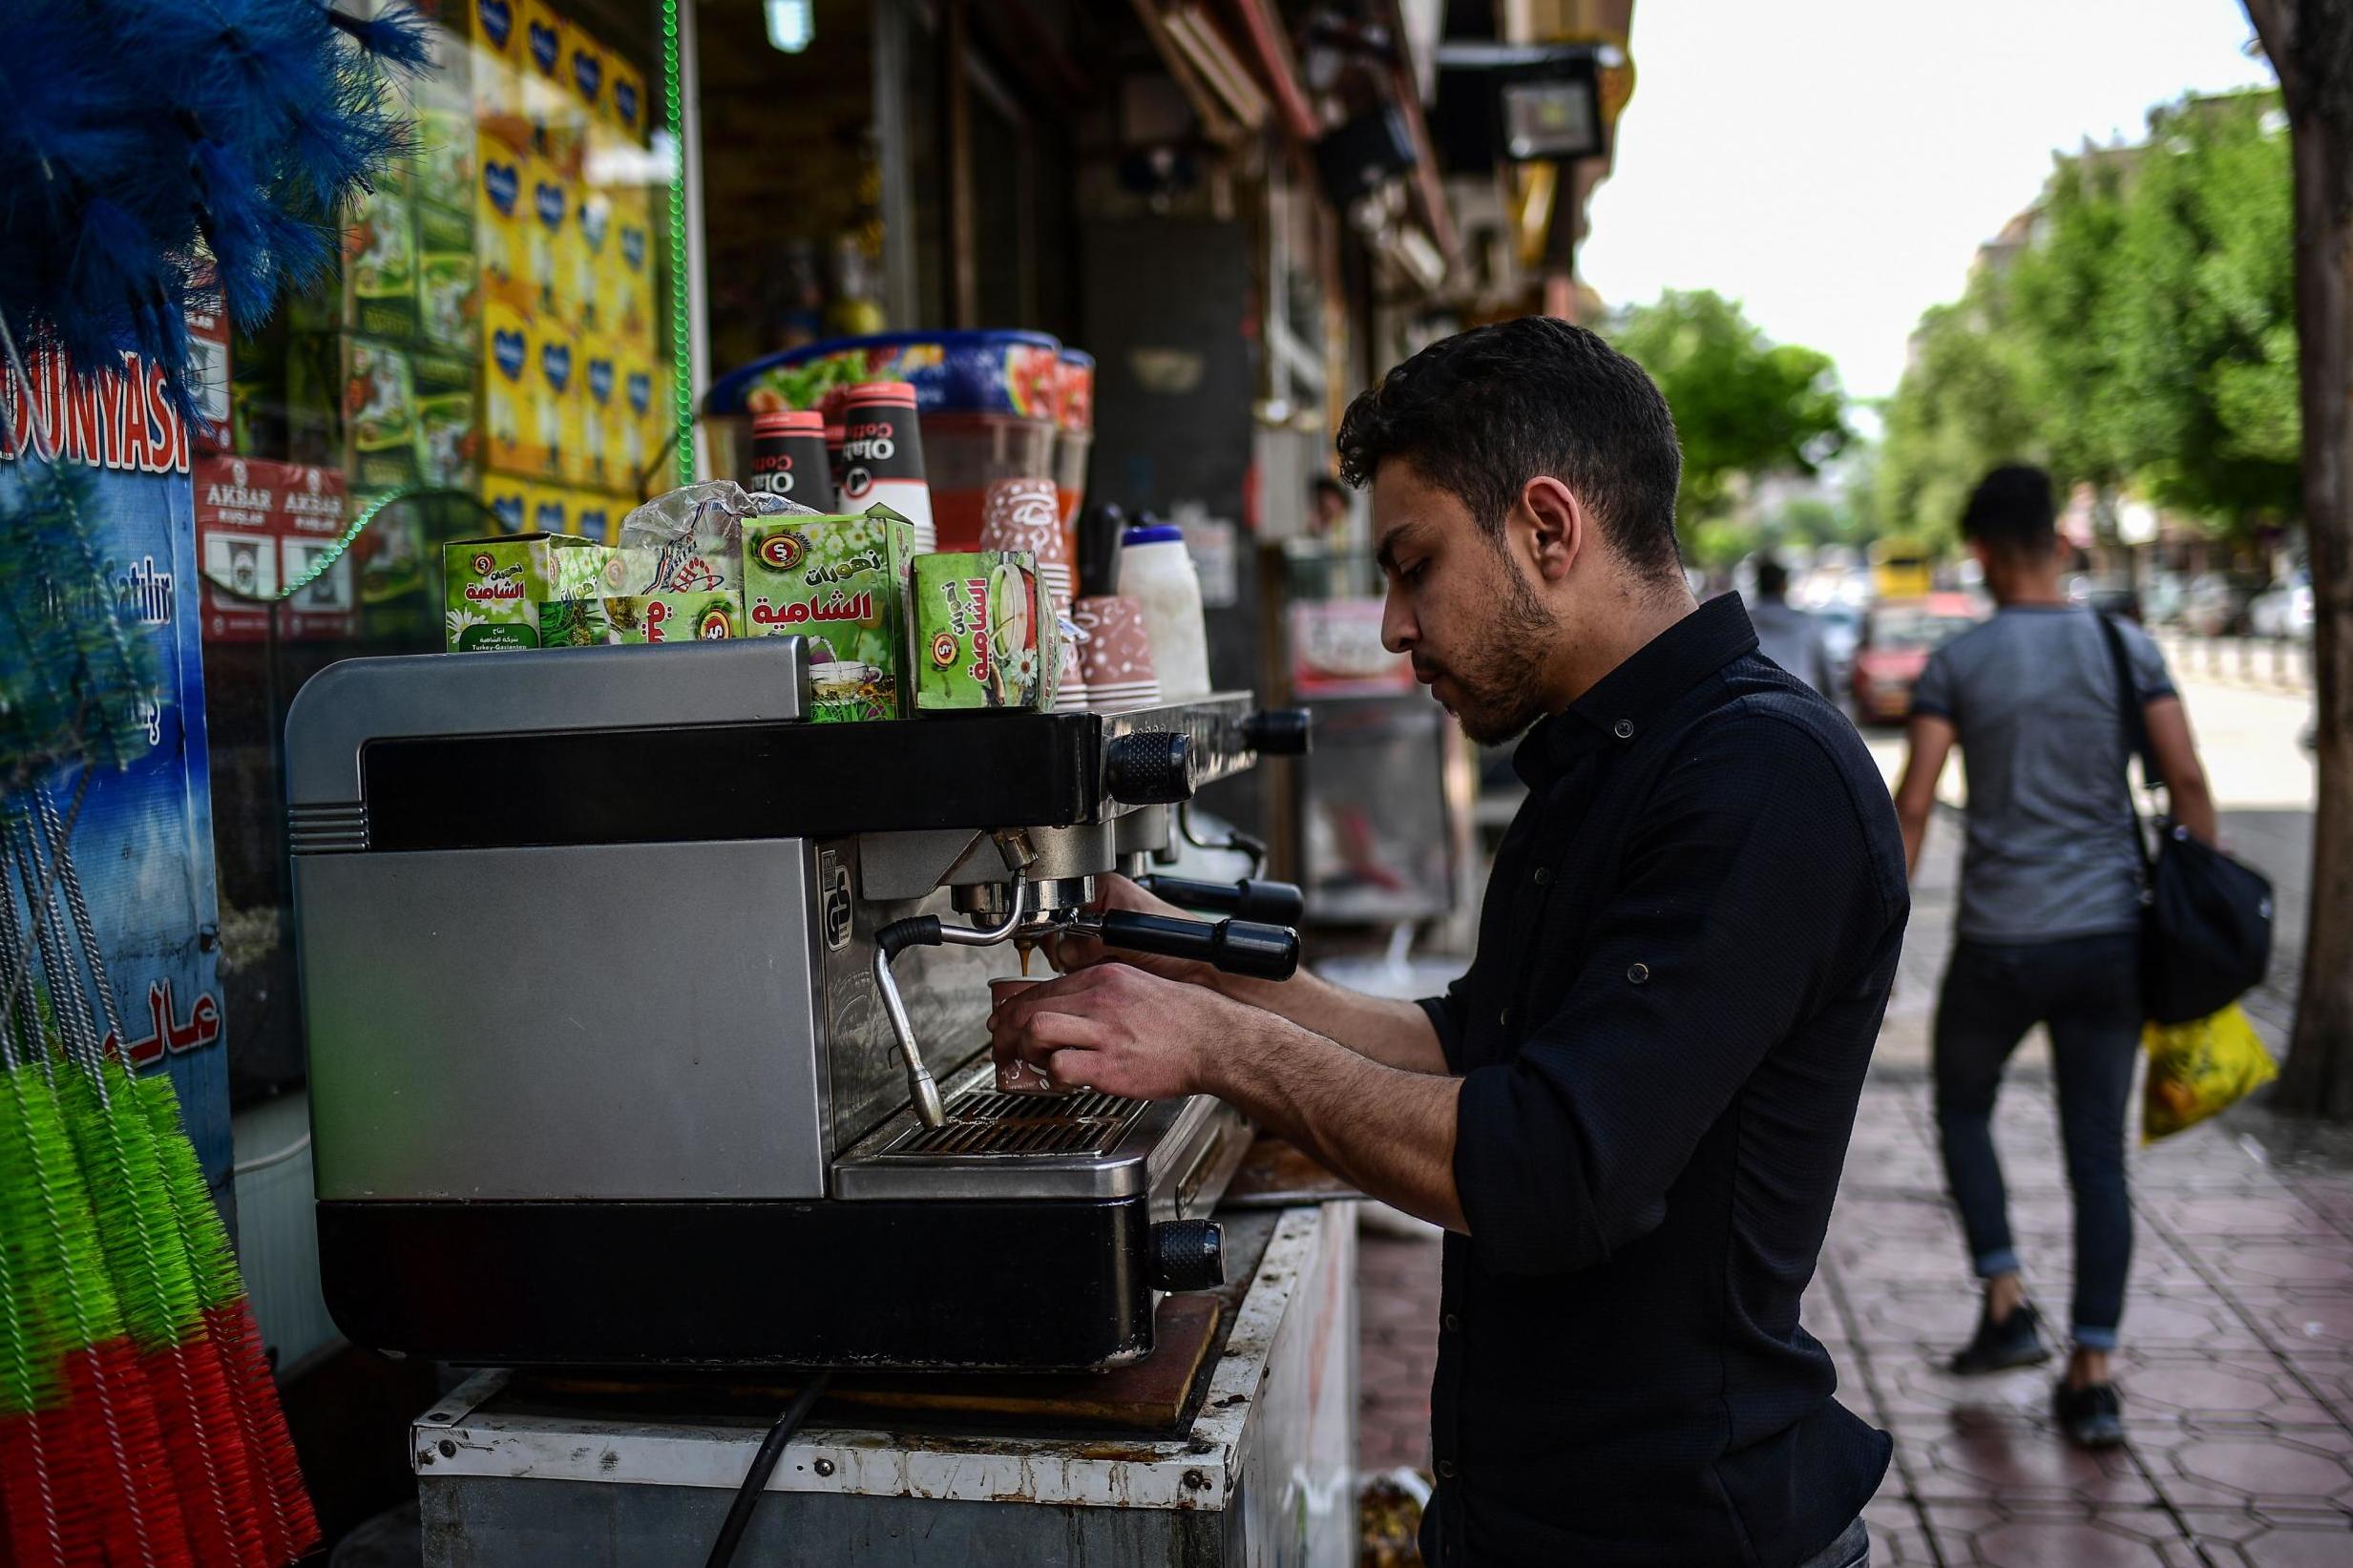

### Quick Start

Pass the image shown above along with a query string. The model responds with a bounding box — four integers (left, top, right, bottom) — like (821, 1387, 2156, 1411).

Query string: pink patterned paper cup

(1073, 595, 1160, 712)
(979, 477, 1065, 563)
(989, 978, 1060, 1094)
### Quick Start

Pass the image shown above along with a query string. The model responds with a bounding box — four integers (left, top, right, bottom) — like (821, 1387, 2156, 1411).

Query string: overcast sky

(1579, 0, 2279, 405)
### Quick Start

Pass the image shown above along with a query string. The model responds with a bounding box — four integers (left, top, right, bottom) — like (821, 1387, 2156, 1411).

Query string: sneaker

(1946, 1299, 2052, 1374)
(2053, 1379, 2125, 1448)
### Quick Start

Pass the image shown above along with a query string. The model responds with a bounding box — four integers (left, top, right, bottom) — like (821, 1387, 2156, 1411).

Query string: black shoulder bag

(2095, 614, 2275, 1024)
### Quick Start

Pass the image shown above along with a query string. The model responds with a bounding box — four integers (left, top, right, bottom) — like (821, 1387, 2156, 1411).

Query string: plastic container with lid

(1115, 524, 1212, 701)
(704, 331, 1065, 552)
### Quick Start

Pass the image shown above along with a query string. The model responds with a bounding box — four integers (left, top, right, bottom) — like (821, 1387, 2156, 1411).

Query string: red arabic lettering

(103, 978, 224, 1068)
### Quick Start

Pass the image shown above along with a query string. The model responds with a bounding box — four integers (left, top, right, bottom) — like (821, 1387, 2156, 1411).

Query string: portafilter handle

(1135, 873, 1306, 929)
(1088, 909, 1299, 982)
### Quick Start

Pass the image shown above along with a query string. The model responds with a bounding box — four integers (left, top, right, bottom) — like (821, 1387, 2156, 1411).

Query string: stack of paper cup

(1072, 595, 1160, 712)
(981, 477, 1088, 712)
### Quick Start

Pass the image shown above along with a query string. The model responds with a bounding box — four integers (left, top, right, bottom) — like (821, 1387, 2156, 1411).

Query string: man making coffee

(994, 318, 1905, 1568)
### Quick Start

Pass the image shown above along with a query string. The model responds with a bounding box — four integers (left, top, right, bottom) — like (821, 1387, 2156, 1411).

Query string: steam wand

(1179, 800, 1268, 878)
(873, 870, 1030, 1129)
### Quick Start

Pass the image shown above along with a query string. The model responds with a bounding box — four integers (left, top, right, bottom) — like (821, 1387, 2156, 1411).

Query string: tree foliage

(1607, 289, 1852, 530)
(1880, 89, 2298, 541)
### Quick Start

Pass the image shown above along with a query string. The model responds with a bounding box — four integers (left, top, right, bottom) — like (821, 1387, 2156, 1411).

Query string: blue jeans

(1933, 931, 2141, 1349)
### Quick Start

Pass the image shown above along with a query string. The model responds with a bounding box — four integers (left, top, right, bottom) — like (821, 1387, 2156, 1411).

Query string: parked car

(2181, 572, 2260, 637)
(2140, 571, 2188, 627)
(2248, 573, 2315, 640)
(2069, 576, 2143, 623)
(1851, 594, 1984, 724)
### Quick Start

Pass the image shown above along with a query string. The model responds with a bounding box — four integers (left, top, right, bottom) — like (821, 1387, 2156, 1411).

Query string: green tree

(2006, 148, 2136, 493)
(1882, 87, 2298, 546)
(1607, 290, 1853, 531)
(2102, 92, 2300, 526)
(1877, 278, 2042, 546)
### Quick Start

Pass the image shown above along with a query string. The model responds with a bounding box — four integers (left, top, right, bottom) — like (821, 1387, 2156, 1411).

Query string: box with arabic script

(741, 510, 916, 721)
(443, 531, 609, 650)
(911, 551, 1060, 712)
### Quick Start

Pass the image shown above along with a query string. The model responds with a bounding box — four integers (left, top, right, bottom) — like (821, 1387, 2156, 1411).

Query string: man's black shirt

(1416, 595, 1905, 1566)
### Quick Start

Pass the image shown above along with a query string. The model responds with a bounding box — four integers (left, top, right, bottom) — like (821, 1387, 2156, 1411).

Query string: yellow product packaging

(476, 136, 526, 301)
(525, 159, 569, 323)
(562, 22, 608, 124)
(526, 324, 576, 478)
(619, 355, 659, 493)
(469, 0, 525, 120)
(482, 299, 532, 475)
(525, 484, 572, 539)
(604, 54, 647, 144)
(480, 471, 531, 535)
(536, 330, 586, 484)
(572, 491, 619, 545)
(572, 183, 613, 336)
(577, 337, 623, 492)
(517, 0, 570, 119)
(602, 183, 655, 349)
(2143, 1004, 2278, 1142)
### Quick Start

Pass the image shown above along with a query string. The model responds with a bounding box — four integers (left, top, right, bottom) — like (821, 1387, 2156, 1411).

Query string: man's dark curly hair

(1960, 465, 2056, 560)
(1335, 316, 1686, 579)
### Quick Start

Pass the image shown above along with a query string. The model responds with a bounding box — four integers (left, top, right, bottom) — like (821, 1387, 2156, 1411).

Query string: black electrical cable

(704, 1370, 833, 1568)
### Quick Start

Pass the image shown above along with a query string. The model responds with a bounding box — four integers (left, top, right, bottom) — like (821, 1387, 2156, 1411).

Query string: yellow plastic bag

(2142, 1003, 2278, 1143)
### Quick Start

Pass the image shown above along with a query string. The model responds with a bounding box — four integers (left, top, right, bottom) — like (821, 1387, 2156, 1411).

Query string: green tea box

(443, 532, 609, 650)
(912, 552, 1061, 712)
(599, 543, 745, 642)
(741, 509, 916, 721)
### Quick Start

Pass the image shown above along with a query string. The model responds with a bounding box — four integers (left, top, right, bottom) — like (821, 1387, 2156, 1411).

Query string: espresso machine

(284, 635, 1310, 1372)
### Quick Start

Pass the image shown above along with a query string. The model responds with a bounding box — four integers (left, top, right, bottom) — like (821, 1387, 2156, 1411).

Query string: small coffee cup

(988, 978, 1060, 1095)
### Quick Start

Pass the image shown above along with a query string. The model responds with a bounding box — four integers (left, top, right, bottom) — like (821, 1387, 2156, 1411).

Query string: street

(1358, 655, 2352, 1564)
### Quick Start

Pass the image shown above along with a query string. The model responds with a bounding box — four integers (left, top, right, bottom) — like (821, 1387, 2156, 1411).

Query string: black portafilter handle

(1136, 873, 1307, 929)
(1095, 909, 1299, 981)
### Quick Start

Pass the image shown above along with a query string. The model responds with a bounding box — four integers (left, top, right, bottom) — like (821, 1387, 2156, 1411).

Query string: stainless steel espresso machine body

(284, 636, 1308, 1371)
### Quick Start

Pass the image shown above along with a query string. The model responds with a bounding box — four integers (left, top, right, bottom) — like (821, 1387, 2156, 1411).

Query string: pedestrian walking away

(995, 317, 1909, 1566)
(1890, 465, 2220, 1449)
(1749, 554, 1836, 697)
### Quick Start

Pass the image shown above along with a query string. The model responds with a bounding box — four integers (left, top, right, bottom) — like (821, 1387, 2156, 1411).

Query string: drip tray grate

(880, 1087, 1143, 1160)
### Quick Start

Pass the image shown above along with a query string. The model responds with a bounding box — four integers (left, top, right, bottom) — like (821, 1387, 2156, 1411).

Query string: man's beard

(1441, 554, 1557, 745)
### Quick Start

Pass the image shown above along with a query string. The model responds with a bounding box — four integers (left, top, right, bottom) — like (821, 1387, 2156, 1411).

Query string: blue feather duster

(0, 0, 427, 785)
(0, 0, 430, 414)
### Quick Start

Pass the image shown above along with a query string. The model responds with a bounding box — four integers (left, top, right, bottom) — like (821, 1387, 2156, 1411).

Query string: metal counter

(412, 1202, 1358, 1566)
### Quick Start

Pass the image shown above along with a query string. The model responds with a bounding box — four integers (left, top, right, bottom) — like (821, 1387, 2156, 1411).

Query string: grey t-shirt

(1910, 605, 2175, 943)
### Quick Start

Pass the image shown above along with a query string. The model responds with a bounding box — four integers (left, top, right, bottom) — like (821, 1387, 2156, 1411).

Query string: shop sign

(1288, 597, 1415, 696)
(0, 347, 229, 1191)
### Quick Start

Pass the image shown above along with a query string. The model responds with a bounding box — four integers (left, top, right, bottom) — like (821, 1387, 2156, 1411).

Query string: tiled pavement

(1355, 1073, 2353, 1562)
(1826, 1069, 2353, 1566)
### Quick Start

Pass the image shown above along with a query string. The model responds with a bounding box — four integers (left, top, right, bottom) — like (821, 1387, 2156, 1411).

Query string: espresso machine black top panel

(359, 716, 1102, 851)
(284, 638, 1266, 857)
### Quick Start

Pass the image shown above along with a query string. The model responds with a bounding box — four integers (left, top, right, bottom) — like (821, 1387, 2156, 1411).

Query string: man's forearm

(1208, 1012, 1466, 1231)
(1214, 967, 1452, 1076)
(1899, 806, 1929, 879)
